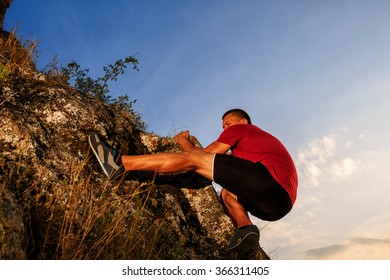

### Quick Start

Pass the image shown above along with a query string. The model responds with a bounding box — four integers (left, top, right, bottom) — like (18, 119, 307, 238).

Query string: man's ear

(240, 118, 249, 125)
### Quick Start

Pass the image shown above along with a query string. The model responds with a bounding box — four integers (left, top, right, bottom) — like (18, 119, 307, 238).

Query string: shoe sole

(88, 133, 111, 177)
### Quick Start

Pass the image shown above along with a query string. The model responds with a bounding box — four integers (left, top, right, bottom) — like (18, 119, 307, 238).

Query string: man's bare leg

(221, 188, 260, 253)
(221, 188, 252, 228)
(122, 151, 252, 227)
(121, 150, 215, 180)
(123, 151, 252, 228)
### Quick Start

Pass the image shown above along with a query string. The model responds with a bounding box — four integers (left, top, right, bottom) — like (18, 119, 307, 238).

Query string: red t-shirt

(216, 124, 298, 205)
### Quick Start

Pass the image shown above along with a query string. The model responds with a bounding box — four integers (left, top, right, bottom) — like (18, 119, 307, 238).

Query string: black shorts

(213, 153, 292, 221)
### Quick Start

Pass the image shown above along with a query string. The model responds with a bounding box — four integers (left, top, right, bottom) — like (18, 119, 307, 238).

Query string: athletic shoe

(224, 225, 260, 254)
(88, 133, 125, 178)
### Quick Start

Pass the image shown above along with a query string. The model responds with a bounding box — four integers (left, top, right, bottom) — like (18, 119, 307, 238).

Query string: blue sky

(5, 0, 390, 259)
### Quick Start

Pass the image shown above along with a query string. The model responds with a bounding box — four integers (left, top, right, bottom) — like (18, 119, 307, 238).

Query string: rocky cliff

(0, 3, 269, 260)
(0, 0, 11, 29)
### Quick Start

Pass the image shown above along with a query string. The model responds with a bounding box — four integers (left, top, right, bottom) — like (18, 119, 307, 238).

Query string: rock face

(0, 187, 26, 259)
(0, 0, 11, 29)
(0, 3, 269, 260)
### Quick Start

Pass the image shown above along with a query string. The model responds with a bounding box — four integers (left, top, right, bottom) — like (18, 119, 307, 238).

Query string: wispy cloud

(296, 133, 358, 188)
(300, 237, 390, 260)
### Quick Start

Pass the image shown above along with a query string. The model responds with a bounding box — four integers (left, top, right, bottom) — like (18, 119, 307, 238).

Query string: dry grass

(0, 146, 176, 259)
(18, 156, 174, 260)
(0, 29, 38, 81)
(1, 134, 183, 259)
(0, 29, 41, 107)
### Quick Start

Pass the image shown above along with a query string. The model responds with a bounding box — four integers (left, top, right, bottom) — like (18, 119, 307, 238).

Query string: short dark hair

(222, 109, 252, 124)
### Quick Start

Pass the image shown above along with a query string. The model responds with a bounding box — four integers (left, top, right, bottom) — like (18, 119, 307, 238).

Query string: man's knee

(184, 150, 215, 179)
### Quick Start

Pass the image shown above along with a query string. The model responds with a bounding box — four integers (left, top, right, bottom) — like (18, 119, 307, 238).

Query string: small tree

(59, 55, 144, 129)
(61, 55, 139, 102)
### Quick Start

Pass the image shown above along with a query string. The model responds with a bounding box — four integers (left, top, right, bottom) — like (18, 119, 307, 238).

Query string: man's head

(222, 109, 252, 130)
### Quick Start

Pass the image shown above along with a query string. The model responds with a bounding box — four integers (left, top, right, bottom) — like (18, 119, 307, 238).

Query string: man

(89, 109, 298, 254)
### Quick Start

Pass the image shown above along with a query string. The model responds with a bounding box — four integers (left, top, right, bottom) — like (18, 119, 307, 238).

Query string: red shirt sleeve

(216, 125, 243, 148)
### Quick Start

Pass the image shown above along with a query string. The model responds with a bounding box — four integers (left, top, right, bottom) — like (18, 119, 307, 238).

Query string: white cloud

(296, 133, 357, 188)
(331, 157, 357, 179)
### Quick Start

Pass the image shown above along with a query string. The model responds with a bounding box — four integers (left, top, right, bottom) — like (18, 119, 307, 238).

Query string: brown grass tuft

(0, 29, 38, 82)
(18, 156, 172, 260)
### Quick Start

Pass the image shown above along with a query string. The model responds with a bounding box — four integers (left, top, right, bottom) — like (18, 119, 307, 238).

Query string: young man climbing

(89, 109, 298, 254)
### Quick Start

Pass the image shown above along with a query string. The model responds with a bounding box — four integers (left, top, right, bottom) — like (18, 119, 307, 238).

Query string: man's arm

(203, 141, 230, 154)
(174, 131, 230, 154)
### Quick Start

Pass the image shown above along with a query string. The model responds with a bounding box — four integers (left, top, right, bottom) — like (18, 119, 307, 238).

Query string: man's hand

(174, 130, 231, 154)
(174, 130, 190, 142)
(174, 130, 197, 152)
